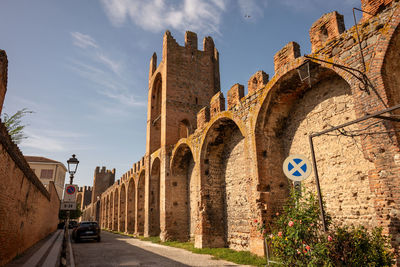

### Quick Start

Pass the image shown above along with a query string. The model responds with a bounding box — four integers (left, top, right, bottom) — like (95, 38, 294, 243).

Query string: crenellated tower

(146, 30, 220, 154)
(91, 166, 115, 204)
(145, 30, 220, 237)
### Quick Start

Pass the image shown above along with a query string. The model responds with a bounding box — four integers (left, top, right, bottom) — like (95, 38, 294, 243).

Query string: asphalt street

(71, 231, 249, 267)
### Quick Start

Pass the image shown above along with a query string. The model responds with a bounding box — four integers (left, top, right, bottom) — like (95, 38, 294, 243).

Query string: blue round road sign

(66, 185, 76, 195)
(283, 154, 312, 181)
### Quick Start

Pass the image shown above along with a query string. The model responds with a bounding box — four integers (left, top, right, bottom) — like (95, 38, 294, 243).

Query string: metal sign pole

(309, 135, 327, 232)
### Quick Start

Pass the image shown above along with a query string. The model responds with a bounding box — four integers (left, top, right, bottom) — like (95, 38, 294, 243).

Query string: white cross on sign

(283, 155, 312, 182)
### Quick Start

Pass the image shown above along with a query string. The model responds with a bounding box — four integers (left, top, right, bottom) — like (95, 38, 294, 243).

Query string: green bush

(328, 226, 394, 266)
(258, 189, 395, 267)
(259, 189, 331, 266)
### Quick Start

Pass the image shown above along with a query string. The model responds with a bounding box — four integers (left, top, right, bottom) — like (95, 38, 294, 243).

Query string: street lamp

(67, 154, 79, 184)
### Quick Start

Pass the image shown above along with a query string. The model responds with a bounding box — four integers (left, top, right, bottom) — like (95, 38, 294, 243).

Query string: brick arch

(380, 20, 400, 143)
(149, 72, 163, 154)
(119, 183, 126, 232)
(170, 139, 194, 169)
(254, 65, 376, 229)
(136, 170, 145, 234)
(127, 178, 135, 234)
(113, 189, 118, 231)
(368, 4, 400, 105)
(169, 143, 196, 241)
(149, 158, 161, 236)
(198, 117, 250, 250)
(373, 9, 400, 254)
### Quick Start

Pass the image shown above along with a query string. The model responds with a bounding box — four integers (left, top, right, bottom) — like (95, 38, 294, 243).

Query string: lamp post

(65, 154, 79, 232)
(67, 154, 79, 184)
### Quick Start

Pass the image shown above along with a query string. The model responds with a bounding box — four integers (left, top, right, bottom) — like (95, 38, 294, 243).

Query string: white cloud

(68, 33, 144, 109)
(237, 0, 268, 20)
(70, 32, 122, 75)
(100, 0, 227, 34)
(21, 130, 66, 152)
(71, 32, 99, 49)
(98, 89, 146, 107)
(67, 58, 145, 108)
(95, 52, 122, 75)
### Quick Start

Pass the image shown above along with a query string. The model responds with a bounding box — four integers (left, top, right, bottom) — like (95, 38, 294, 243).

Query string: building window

(40, 169, 54, 179)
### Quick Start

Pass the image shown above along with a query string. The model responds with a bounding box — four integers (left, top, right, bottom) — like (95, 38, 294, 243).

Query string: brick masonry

(0, 51, 60, 266)
(0, 123, 60, 266)
(80, 0, 400, 263)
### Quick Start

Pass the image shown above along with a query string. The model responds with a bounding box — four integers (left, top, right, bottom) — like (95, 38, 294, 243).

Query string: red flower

(288, 221, 294, 227)
(306, 245, 310, 251)
(327, 235, 333, 242)
(278, 232, 282, 237)
(254, 219, 258, 223)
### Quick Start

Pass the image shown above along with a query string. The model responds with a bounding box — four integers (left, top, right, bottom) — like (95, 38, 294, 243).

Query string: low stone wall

(0, 121, 60, 266)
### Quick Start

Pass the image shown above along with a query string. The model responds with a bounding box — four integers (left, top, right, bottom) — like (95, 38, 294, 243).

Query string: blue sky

(0, 0, 360, 188)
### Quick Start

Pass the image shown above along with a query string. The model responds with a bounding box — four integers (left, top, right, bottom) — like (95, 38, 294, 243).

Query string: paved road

(72, 231, 249, 267)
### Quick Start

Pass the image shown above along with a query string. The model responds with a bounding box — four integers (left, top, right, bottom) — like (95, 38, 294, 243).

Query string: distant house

(24, 156, 67, 200)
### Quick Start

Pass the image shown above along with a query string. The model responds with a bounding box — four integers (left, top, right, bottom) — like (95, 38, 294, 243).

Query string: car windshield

(80, 222, 98, 226)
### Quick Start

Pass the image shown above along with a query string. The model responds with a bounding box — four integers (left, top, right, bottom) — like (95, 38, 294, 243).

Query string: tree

(1, 108, 33, 144)
(59, 206, 83, 221)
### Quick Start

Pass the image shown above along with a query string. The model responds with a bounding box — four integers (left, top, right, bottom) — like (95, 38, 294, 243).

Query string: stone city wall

(81, 0, 400, 261)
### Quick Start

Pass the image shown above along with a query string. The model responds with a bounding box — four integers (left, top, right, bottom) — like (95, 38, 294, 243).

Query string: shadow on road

(72, 231, 191, 267)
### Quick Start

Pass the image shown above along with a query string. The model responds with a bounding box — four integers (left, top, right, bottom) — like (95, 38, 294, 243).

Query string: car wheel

(75, 236, 80, 243)
(97, 236, 101, 242)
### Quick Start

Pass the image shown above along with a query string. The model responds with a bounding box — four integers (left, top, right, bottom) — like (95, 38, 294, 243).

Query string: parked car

(57, 221, 65, 229)
(72, 221, 101, 242)
(69, 220, 78, 229)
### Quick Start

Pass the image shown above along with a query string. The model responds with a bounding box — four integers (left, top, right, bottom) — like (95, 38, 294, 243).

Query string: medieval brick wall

(93, 0, 400, 262)
(0, 121, 60, 266)
(282, 75, 377, 228)
(0, 51, 60, 266)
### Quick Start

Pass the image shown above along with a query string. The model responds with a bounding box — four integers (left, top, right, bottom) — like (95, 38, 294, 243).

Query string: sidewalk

(5, 230, 64, 267)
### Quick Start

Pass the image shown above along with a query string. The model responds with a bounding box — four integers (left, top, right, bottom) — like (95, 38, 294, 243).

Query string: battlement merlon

(149, 52, 157, 79)
(361, 0, 393, 22)
(227, 84, 244, 110)
(309, 11, 345, 54)
(185, 31, 198, 50)
(210, 92, 225, 118)
(274, 42, 301, 74)
(197, 106, 210, 129)
(248, 71, 269, 95)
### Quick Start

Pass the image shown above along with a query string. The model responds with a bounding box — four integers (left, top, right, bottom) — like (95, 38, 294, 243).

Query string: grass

(103, 229, 268, 266)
